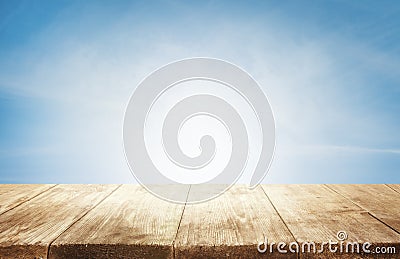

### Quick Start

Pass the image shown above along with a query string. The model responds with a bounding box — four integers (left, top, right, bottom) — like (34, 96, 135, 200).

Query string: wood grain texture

(0, 184, 399, 259)
(49, 185, 187, 259)
(262, 184, 400, 258)
(0, 184, 119, 259)
(328, 184, 400, 233)
(387, 184, 400, 194)
(0, 184, 55, 215)
(175, 185, 297, 258)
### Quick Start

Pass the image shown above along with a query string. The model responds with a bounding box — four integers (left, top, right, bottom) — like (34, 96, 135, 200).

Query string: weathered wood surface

(49, 185, 186, 259)
(0, 184, 398, 259)
(327, 184, 400, 233)
(262, 185, 400, 258)
(387, 184, 400, 194)
(175, 185, 296, 258)
(0, 184, 119, 259)
(0, 184, 55, 215)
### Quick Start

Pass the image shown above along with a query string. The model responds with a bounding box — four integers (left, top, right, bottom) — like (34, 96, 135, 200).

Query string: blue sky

(0, 0, 399, 183)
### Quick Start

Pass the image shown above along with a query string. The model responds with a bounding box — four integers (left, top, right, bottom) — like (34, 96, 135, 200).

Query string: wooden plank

(175, 185, 297, 258)
(0, 184, 55, 215)
(328, 184, 400, 233)
(262, 184, 400, 258)
(387, 184, 400, 194)
(0, 184, 119, 259)
(49, 185, 187, 259)
(0, 184, 398, 258)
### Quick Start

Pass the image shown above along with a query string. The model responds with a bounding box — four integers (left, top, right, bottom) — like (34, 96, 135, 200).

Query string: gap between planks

(386, 184, 400, 195)
(2, 184, 398, 259)
(325, 184, 400, 235)
(48, 185, 187, 258)
(260, 186, 301, 259)
(0, 184, 58, 216)
(46, 185, 122, 258)
(172, 185, 191, 259)
(262, 184, 400, 259)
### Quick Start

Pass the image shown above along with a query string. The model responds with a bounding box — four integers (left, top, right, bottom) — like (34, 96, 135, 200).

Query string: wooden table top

(0, 184, 399, 258)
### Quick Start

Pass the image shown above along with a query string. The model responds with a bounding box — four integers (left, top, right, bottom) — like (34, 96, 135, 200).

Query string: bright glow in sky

(0, 0, 399, 183)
